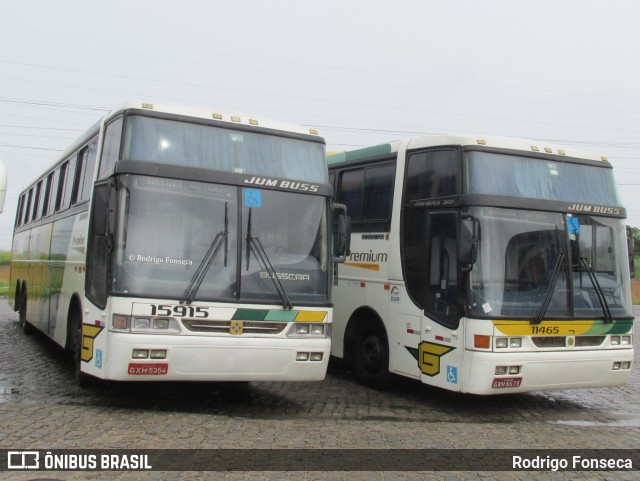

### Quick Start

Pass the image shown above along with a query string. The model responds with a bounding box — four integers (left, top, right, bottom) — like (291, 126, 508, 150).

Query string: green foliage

(0, 250, 10, 266)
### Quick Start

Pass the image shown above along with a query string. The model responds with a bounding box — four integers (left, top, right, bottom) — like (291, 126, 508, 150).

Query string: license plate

(492, 377, 522, 389)
(128, 363, 169, 375)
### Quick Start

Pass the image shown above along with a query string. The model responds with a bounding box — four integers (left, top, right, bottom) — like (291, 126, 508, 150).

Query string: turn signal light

(474, 335, 491, 349)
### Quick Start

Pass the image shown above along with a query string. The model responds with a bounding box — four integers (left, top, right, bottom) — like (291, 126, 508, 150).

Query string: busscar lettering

(260, 272, 311, 282)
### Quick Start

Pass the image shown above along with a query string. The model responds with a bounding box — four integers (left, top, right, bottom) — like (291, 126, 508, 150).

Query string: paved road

(0, 300, 638, 480)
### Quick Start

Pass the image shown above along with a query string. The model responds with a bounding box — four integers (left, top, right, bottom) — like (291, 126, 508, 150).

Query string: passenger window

(24, 189, 33, 225)
(57, 157, 77, 211)
(42, 172, 55, 217)
(405, 149, 459, 201)
(80, 140, 98, 201)
(16, 194, 25, 227)
(31, 181, 43, 221)
(99, 117, 123, 179)
(339, 169, 364, 221)
(337, 162, 395, 232)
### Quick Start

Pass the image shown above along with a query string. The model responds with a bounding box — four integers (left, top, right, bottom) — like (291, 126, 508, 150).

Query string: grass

(0, 250, 10, 297)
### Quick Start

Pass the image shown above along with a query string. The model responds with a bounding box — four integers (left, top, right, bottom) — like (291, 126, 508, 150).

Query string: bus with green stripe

(10, 102, 349, 385)
(328, 135, 634, 394)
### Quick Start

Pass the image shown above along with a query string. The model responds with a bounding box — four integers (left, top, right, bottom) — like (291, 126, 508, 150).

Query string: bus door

(419, 211, 464, 391)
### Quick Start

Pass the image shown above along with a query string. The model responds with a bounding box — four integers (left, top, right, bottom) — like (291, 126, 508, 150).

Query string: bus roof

(105, 102, 323, 139)
(327, 134, 608, 165)
(22, 102, 324, 193)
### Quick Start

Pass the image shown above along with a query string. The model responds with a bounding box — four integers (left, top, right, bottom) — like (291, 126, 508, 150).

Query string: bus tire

(69, 305, 92, 387)
(352, 322, 394, 390)
(18, 288, 34, 335)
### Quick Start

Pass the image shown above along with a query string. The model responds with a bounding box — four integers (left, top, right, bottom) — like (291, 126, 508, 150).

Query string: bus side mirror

(459, 215, 479, 272)
(332, 203, 351, 263)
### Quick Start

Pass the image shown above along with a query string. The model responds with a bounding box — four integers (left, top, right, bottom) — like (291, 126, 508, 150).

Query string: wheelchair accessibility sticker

(244, 188, 262, 208)
(447, 365, 458, 384)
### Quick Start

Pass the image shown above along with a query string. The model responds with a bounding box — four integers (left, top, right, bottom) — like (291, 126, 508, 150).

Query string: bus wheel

(18, 290, 34, 335)
(69, 308, 91, 387)
(353, 324, 393, 390)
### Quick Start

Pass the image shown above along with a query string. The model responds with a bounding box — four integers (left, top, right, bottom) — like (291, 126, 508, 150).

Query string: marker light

(132, 349, 149, 359)
(150, 350, 167, 360)
(474, 335, 491, 349)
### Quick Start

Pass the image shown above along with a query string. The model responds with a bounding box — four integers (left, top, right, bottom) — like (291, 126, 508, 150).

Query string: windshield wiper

(246, 208, 293, 310)
(532, 252, 565, 325)
(580, 257, 613, 323)
(182, 203, 228, 305)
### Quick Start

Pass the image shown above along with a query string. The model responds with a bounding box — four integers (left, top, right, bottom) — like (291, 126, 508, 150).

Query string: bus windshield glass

(113, 175, 329, 304)
(466, 151, 620, 205)
(122, 115, 328, 183)
(467, 207, 633, 320)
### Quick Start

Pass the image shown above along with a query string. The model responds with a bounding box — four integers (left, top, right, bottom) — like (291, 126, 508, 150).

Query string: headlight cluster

(111, 315, 181, 334)
(495, 337, 522, 349)
(610, 335, 632, 346)
(287, 323, 331, 338)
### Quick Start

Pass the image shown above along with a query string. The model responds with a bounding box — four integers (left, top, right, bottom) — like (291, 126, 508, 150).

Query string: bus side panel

(9, 230, 30, 311)
(28, 224, 54, 334)
(49, 212, 88, 347)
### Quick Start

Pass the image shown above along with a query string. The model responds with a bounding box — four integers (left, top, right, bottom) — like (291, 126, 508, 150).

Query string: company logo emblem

(7, 451, 39, 470)
(418, 342, 455, 377)
(230, 321, 244, 335)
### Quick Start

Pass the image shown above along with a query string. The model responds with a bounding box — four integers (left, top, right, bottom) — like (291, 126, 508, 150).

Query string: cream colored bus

(10, 102, 348, 385)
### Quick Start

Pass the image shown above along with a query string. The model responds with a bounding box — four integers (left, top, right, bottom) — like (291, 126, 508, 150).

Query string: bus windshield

(122, 115, 328, 183)
(467, 207, 633, 320)
(466, 151, 620, 205)
(113, 175, 329, 304)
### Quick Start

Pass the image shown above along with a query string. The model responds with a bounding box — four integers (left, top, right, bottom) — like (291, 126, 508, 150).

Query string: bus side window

(16, 194, 25, 227)
(31, 181, 43, 222)
(42, 171, 57, 217)
(81, 140, 98, 202)
(339, 169, 364, 222)
(57, 156, 77, 211)
(55, 163, 68, 212)
(99, 117, 123, 179)
(23, 189, 33, 225)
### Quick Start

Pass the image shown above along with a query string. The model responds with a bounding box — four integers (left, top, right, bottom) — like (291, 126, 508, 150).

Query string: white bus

(328, 135, 634, 394)
(10, 102, 349, 385)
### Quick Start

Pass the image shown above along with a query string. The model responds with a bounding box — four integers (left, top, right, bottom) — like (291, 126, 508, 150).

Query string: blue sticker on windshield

(244, 189, 262, 208)
(567, 215, 580, 236)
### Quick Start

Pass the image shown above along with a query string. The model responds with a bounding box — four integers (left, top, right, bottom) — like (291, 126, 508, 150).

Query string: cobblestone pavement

(0, 300, 638, 481)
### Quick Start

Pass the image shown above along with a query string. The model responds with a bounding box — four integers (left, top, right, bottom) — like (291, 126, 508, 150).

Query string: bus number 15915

(150, 304, 209, 318)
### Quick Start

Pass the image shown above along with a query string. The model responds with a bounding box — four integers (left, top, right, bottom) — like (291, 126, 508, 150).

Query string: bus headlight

(111, 315, 181, 334)
(495, 338, 508, 349)
(287, 323, 330, 337)
(621, 335, 632, 345)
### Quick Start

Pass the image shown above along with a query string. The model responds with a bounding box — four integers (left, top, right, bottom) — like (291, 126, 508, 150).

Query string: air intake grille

(182, 319, 287, 335)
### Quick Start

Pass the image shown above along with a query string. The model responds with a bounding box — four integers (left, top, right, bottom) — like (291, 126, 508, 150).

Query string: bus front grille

(182, 319, 287, 335)
(532, 336, 606, 348)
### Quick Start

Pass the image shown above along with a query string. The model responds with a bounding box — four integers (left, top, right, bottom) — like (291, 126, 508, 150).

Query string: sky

(1, 0, 639, 249)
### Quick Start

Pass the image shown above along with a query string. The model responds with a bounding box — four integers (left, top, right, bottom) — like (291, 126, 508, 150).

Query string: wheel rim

(361, 334, 384, 374)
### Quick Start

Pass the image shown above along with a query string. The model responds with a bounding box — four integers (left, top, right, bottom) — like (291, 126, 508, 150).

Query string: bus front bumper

(101, 333, 330, 382)
(463, 348, 634, 395)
